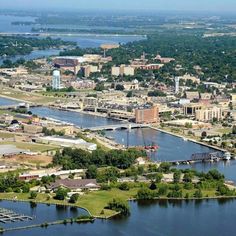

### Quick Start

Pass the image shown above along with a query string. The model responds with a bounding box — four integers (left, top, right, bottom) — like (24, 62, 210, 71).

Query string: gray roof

(49, 179, 100, 190)
(0, 145, 26, 156)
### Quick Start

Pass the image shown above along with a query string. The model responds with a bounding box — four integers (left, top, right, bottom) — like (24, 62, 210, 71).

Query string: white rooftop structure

(0, 145, 27, 157)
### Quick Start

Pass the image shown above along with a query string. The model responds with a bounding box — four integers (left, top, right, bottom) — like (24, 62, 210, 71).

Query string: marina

(0, 208, 33, 224)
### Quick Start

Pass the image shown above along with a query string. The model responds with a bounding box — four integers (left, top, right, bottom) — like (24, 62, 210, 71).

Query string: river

(0, 14, 145, 64)
(3, 199, 236, 236)
(0, 98, 236, 236)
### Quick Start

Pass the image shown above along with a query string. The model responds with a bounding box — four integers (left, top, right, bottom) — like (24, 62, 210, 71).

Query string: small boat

(223, 152, 231, 161)
(182, 137, 188, 141)
(144, 144, 159, 151)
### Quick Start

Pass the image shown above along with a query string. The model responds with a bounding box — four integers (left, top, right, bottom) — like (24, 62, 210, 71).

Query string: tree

(183, 173, 193, 183)
(194, 189, 203, 198)
(149, 182, 157, 190)
(86, 165, 97, 179)
(69, 193, 79, 203)
(232, 125, 236, 135)
(30, 191, 37, 199)
(54, 188, 69, 200)
(221, 142, 227, 148)
(146, 173, 163, 183)
(201, 131, 207, 138)
(159, 163, 171, 173)
(126, 91, 133, 97)
(115, 84, 125, 91)
(119, 182, 130, 191)
(95, 83, 105, 91)
(137, 188, 154, 200)
(107, 198, 130, 216)
(173, 171, 181, 183)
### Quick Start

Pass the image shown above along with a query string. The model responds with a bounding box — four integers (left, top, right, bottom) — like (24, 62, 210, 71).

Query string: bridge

(85, 123, 150, 131)
(0, 105, 19, 110)
(158, 152, 224, 165)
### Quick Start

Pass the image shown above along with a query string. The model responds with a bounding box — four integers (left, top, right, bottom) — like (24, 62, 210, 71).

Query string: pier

(0, 208, 33, 224)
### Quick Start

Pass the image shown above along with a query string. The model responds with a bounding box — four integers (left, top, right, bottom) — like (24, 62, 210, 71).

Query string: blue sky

(1, 0, 236, 12)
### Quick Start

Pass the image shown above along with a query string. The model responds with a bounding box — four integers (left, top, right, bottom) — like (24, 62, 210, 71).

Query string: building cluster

(53, 54, 112, 77)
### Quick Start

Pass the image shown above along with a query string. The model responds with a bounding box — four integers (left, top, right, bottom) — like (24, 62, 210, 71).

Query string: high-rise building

(175, 77, 180, 94)
(52, 70, 61, 90)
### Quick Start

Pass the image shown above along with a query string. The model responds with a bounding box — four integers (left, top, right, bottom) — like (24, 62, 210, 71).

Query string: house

(135, 157, 147, 165)
(48, 179, 100, 192)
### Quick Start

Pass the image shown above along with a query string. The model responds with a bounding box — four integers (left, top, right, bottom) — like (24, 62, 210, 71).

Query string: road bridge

(86, 123, 150, 131)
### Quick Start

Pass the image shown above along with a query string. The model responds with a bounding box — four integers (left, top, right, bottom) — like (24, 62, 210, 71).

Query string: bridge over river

(158, 151, 225, 165)
(85, 123, 150, 131)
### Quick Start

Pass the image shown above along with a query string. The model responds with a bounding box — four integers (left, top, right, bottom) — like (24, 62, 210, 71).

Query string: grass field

(0, 189, 139, 218)
(0, 141, 59, 152)
(0, 132, 15, 139)
(0, 88, 59, 104)
(0, 186, 223, 219)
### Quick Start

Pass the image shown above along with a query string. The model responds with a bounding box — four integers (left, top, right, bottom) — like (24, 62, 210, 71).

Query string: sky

(0, 0, 236, 12)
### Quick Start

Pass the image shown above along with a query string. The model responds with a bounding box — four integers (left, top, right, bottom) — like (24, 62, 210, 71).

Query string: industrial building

(37, 136, 97, 151)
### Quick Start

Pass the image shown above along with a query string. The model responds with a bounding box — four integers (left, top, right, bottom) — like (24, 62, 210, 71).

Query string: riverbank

(151, 127, 228, 153)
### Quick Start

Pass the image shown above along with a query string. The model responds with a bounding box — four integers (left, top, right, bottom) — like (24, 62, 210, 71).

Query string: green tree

(107, 198, 130, 216)
(69, 193, 79, 203)
(54, 188, 69, 200)
(173, 171, 181, 183)
(30, 191, 37, 199)
(137, 188, 154, 200)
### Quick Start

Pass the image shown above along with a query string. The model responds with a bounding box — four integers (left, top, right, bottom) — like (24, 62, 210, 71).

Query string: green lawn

(0, 189, 139, 218)
(0, 186, 230, 219)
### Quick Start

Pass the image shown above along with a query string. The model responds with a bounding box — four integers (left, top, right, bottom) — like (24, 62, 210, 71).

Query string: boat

(182, 137, 188, 141)
(144, 144, 159, 151)
(223, 152, 231, 161)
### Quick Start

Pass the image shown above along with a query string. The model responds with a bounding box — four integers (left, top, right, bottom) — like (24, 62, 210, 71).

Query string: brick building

(135, 105, 159, 124)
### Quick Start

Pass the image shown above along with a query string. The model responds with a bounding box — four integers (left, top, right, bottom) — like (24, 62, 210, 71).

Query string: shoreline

(151, 127, 228, 153)
(0, 96, 230, 154)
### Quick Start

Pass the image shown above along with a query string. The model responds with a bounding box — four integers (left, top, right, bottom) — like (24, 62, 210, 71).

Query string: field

(0, 189, 139, 218)
(0, 186, 226, 219)
(0, 132, 15, 139)
(3, 154, 53, 167)
(0, 141, 59, 152)
(0, 87, 59, 104)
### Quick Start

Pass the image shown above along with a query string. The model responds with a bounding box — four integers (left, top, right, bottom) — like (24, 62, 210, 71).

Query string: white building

(111, 66, 121, 76)
(52, 70, 61, 90)
(175, 77, 180, 94)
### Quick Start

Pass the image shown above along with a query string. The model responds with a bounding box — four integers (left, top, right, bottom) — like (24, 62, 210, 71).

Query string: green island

(0, 147, 235, 219)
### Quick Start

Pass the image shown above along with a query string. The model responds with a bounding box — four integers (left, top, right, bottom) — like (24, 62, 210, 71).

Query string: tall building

(175, 77, 180, 94)
(135, 105, 159, 124)
(52, 70, 61, 90)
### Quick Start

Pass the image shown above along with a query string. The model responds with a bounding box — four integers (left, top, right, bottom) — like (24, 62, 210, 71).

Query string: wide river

(3, 199, 236, 236)
(0, 92, 236, 236)
(0, 14, 145, 64)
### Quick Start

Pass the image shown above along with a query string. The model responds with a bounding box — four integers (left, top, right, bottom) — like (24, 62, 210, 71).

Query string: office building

(135, 105, 159, 124)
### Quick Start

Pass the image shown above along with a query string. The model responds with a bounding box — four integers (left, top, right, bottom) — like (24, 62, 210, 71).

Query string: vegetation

(0, 36, 74, 57)
(42, 127, 65, 136)
(53, 147, 146, 170)
(106, 198, 130, 216)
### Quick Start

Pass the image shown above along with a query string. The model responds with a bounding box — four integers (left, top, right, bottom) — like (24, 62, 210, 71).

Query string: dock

(0, 208, 33, 224)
